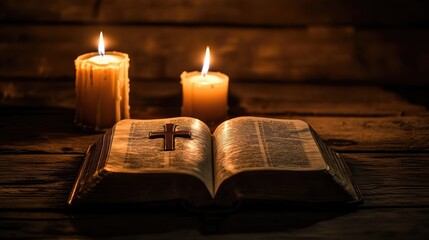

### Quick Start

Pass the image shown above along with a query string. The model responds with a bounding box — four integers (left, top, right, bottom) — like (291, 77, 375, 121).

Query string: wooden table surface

(1, 80, 428, 239)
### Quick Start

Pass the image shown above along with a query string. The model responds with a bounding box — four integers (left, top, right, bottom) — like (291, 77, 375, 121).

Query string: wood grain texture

(231, 83, 428, 117)
(1, 25, 428, 84)
(301, 116, 429, 152)
(2, 81, 427, 116)
(0, 154, 81, 209)
(1, 0, 428, 26)
(343, 153, 429, 206)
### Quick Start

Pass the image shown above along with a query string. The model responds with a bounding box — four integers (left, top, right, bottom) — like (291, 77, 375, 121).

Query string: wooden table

(1, 80, 428, 239)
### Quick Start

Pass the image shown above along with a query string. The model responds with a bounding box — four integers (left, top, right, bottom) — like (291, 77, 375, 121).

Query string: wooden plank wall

(1, 0, 429, 85)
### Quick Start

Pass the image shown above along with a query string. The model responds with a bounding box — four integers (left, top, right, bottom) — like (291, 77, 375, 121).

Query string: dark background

(1, 0, 428, 85)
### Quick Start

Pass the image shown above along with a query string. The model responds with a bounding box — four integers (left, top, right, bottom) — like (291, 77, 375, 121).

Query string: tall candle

(74, 32, 130, 131)
(181, 47, 229, 127)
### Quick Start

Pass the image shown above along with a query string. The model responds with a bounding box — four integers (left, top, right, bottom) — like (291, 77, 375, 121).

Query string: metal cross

(149, 123, 192, 151)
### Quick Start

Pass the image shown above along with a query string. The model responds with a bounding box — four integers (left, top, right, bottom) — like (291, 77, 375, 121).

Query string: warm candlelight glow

(181, 46, 229, 128)
(98, 31, 105, 56)
(74, 31, 130, 131)
(201, 46, 210, 76)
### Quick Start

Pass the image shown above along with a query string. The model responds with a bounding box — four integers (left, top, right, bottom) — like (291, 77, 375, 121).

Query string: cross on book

(149, 123, 192, 151)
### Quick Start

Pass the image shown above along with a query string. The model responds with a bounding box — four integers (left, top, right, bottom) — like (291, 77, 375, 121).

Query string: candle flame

(98, 31, 105, 56)
(201, 46, 210, 76)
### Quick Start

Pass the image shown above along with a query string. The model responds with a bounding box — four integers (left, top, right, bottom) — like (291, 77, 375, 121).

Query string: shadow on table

(69, 205, 357, 237)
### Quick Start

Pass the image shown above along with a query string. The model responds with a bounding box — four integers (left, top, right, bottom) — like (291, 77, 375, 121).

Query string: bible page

(212, 116, 326, 191)
(105, 117, 213, 194)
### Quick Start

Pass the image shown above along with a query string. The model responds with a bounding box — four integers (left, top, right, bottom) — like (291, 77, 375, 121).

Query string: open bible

(68, 117, 362, 208)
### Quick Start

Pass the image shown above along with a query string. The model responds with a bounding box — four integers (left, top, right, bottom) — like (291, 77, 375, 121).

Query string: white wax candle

(74, 51, 130, 131)
(181, 71, 229, 126)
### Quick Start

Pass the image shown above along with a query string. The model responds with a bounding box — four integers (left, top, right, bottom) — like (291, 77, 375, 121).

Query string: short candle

(181, 47, 229, 127)
(74, 32, 130, 131)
